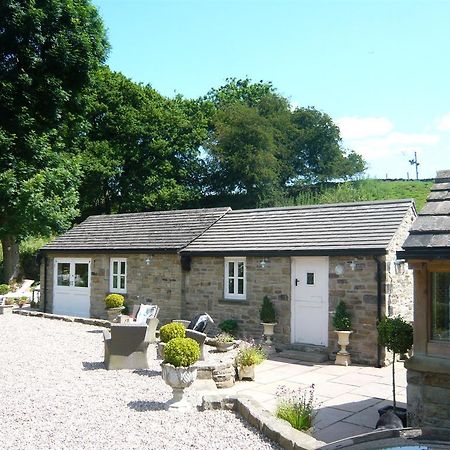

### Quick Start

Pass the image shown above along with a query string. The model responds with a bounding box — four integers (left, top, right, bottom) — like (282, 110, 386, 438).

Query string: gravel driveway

(0, 314, 279, 450)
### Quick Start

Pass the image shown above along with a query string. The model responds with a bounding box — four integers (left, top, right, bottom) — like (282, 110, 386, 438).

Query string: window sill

(220, 298, 249, 305)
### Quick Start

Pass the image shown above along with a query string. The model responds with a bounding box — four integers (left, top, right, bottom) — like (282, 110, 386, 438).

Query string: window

(110, 258, 127, 293)
(306, 272, 315, 285)
(224, 257, 246, 300)
(431, 272, 450, 342)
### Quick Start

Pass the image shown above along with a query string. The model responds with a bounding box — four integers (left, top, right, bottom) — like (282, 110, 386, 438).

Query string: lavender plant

(275, 384, 316, 431)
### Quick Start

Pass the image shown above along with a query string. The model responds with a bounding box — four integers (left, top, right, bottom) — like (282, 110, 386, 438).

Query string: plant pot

(335, 330, 353, 366)
(161, 363, 197, 410)
(261, 322, 277, 345)
(378, 405, 407, 427)
(106, 306, 124, 322)
(0, 305, 14, 315)
(215, 341, 235, 352)
(238, 364, 255, 381)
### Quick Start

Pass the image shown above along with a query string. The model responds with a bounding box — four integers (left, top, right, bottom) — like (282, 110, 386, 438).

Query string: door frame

(53, 257, 91, 317)
(290, 256, 329, 346)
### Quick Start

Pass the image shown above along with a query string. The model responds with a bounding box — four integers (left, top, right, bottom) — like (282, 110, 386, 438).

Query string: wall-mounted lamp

(349, 259, 357, 271)
(334, 264, 344, 276)
(259, 258, 269, 269)
(144, 255, 153, 265)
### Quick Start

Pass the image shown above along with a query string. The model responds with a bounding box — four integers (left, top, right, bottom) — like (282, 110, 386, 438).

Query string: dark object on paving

(378, 405, 407, 428)
(376, 409, 404, 430)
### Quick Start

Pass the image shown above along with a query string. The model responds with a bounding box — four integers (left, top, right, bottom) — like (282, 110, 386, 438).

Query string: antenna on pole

(409, 152, 420, 180)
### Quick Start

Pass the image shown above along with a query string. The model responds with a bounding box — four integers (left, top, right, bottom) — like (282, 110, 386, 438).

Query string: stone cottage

(399, 170, 450, 429)
(40, 199, 416, 366)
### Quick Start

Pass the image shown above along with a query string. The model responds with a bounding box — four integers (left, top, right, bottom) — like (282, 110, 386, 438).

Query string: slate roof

(181, 199, 414, 256)
(401, 170, 450, 259)
(41, 208, 230, 252)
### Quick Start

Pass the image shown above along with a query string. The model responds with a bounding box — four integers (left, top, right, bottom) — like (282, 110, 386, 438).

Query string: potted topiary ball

(161, 337, 200, 410)
(377, 315, 413, 426)
(157, 322, 186, 359)
(333, 300, 353, 366)
(260, 296, 277, 344)
(104, 293, 125, 322)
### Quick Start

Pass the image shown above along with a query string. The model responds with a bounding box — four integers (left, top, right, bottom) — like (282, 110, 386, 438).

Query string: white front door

(53, 258, 91, 317)
(291, 256, 329, 346)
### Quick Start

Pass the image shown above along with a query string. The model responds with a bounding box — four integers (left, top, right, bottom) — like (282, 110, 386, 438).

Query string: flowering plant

(276, 384, 316, 431)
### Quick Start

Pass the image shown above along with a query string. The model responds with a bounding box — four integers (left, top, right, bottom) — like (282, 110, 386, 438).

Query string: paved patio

(218, 355, 407, 443)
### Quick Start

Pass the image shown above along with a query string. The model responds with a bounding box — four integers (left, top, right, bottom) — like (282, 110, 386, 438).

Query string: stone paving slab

(219, 355, 407, 444)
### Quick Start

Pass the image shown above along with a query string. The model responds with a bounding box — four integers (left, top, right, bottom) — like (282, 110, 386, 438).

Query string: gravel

(0, 314, 279, 450)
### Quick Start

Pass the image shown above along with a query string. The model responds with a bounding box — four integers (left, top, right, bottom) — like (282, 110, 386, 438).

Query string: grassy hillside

(293, 179, 433, 211)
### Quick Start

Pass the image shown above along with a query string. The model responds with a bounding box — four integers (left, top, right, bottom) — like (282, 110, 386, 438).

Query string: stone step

(278, 349, 329, 363)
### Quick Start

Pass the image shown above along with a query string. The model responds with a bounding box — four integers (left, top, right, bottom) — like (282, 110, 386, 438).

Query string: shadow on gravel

(132, 369, 160, 378)
(128, 400, 167, 412)
(82, 361, 105, 370)
(86, 330, 103, 334)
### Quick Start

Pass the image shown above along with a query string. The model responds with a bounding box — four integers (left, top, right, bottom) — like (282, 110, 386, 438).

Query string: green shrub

(377, 315, 413, 355)
(104, 293, 124, 309)
(219, 319, 238, 334)
(236, 344, 266, 367)
(18, 296, 29, 306)
(0, 284, 9, 295)
(332, 300, 352, 331)
(260, 296, 277, 323)
(159, 322, 186, 343)
(276, 384, 315, 431)
(163, 337, 200, 367)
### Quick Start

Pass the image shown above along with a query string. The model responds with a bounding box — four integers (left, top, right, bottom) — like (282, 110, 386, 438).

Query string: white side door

(291, 256, 329, 346)
(53, 258, 91, 317)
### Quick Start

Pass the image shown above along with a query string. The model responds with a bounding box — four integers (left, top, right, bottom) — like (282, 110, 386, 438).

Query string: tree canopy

(0, 0, 108, 280)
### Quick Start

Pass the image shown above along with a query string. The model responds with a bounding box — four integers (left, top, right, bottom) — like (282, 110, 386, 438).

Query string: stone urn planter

(335, 330, 353, 366)
(261, 322, 277, 345)
(161, 363, 198, 410)
(106, 306, 124, 322)
(161, 337, 200, 410)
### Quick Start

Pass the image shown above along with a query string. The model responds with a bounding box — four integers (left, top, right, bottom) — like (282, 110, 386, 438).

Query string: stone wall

(183, 256, 291, 343)
(328, 255, 384, 366)
(41, 253, 183, 322)
(385, 206, 416, 320)
(406, 358, 450, 429)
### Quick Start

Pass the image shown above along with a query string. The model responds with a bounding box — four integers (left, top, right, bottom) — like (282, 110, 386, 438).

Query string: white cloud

(336, 116, 394, 140)
(344, 132, 440, 159)
(437, 112, 450, 131)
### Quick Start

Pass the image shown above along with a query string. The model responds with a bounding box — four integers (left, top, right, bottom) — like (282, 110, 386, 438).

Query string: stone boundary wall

(13, 309, 110, 327)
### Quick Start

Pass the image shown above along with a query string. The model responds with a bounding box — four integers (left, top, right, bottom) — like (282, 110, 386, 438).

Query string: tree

(0, 0, 108, 281)
(78, 67, 210, 217)
(202, 78, 365, 208)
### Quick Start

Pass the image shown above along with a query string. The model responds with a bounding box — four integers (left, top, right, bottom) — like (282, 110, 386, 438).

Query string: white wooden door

(53, 258, 91, 317)
(291, 257, 329, 346)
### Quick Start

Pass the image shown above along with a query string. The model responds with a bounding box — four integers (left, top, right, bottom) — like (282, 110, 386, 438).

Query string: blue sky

(94, 0, 450, 180)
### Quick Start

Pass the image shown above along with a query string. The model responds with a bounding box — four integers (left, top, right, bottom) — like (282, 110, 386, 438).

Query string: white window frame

(224, 257, 246, 300)
(110, 258, 127, 294)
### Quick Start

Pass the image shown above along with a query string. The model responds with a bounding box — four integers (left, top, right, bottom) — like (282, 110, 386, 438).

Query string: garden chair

(127, 304, 159, 343)
(103, 323, 152, 370)
(173, 313, 214, 361)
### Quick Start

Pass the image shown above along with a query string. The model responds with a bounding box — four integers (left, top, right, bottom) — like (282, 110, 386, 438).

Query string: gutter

(374, 255, 383, 368)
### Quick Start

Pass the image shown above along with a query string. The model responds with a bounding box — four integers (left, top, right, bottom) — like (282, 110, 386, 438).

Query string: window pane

(431, 272, 450, 341)
(228, 262, 234, 276)
(113, 276, 118, 289)
(74, 263, 89, 287)
(238, 278, 244, 294)
(113, 261, 118, 275)
(306, 272, 315, 285)
(57, 263, 70, 286)
(120, 276, 125, 290)
(238, 262, 244, 278)
(120, 261, 126, 275)
(228, 278, 235, 294)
